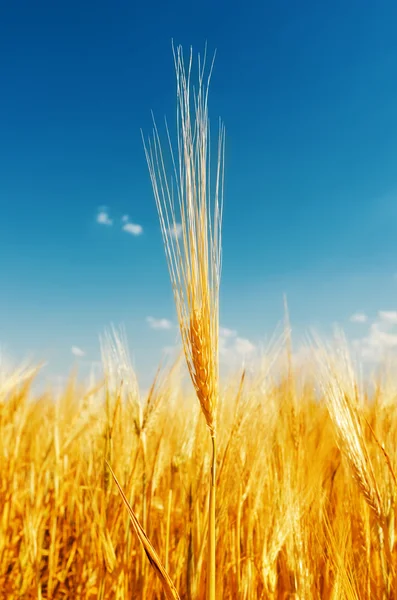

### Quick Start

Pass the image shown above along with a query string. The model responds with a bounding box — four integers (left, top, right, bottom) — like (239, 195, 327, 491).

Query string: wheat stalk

(106, 462, 181, 600)
(143, 42, 224, 600)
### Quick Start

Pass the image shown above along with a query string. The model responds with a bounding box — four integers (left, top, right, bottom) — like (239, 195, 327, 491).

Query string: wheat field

(1, 335, 397, 599)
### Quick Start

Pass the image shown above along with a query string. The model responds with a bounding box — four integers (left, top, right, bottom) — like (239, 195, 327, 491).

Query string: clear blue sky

(1, 0, 397, 385)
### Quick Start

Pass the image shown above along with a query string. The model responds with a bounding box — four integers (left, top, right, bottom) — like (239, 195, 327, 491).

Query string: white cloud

(219, 327, 237, 339)
(71, 346, 85, 357)
(353, 310, 397, 362)
(372, 327, 397, 347)
(218, 325, 256, 366)
(146, 316, 173, 330)
(96, 211, 113, 226)
(122, 222, 143, 236)
(350, 312, 368, 323)
(378, 311, 397, 325)
(234, 337, 256, 356)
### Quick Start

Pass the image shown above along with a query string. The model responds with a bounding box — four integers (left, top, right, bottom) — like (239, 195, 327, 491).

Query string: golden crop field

(1, 45, 396, 599)
(1, 337, 397, 599)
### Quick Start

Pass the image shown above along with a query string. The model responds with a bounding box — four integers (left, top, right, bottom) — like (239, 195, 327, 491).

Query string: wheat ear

(143, 42, 224, 600)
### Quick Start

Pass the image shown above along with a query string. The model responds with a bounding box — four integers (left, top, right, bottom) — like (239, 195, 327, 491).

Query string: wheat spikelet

(142, 43, 224, 437)
(189, 307, 217, 434)
(329, 389, 383, 520)
(318, 345, 384, 521)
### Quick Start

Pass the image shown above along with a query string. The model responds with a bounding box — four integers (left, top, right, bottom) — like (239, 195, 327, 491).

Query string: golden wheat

(1, 339, 397, 598)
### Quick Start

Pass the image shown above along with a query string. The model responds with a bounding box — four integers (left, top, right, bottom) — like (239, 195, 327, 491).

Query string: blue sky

(2, 0, 397, 386)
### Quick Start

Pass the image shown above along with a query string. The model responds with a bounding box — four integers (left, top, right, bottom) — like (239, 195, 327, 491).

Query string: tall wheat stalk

(143, 43, 225, 599)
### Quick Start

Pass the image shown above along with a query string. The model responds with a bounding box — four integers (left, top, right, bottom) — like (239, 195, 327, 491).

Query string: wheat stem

(208, 434, 216, 599)
(165, 488, 173, 573)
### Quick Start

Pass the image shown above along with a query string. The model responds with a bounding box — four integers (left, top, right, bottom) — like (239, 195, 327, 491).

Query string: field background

(1, 333, 396, 599)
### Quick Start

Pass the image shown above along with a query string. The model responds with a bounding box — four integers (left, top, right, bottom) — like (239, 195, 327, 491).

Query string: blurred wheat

(1, 331, 397, 598)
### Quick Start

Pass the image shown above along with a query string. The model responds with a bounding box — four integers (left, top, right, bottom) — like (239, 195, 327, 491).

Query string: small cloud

(168, 223, 183, 239)
(350, 312, 368, 323)
(234, 337, 256, 355)
(378, 311, 397, 325)
(122, 222, 143, 236)
(373, 328, 397, 348)
(146, 316, 172, 330)
(353, 309, 397, 362)
(355, 330, 397, 362)
(219, 326, 256, 365)
(96, 211, 113, 226)
(71, 346, 85, 357)
(122, 215, 129, 223)
(219, 327, 237, 339)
